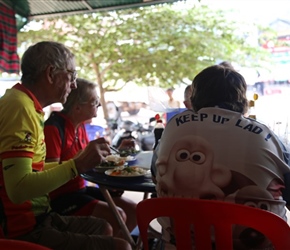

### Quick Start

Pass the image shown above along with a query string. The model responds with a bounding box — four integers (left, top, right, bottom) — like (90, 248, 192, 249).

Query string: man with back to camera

(153, 65, 290, 250)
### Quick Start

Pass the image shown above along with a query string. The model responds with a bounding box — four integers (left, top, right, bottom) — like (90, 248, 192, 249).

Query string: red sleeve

(44, 125, 62, 159)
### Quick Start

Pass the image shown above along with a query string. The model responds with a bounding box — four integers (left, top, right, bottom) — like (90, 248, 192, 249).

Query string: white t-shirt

(154, 107, 290, 249)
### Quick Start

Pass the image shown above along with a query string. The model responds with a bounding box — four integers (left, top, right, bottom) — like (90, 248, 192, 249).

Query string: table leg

(143, 192, 149, 200)
(99, 186, 136, 247)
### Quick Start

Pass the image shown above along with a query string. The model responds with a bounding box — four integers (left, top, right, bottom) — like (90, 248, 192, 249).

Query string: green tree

(18, 2, 270, 120)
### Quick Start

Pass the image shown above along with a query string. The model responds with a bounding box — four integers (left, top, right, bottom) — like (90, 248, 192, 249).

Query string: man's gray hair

(21, 41, 74, 84)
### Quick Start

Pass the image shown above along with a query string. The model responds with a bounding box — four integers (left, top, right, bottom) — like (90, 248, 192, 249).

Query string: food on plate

(107, 166, 148, 177)
(119, 148, 140, 157)
(100, 154, 126, 167)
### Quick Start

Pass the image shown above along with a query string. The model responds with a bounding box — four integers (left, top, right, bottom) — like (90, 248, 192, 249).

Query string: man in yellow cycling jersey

(0, 41, 131, 250)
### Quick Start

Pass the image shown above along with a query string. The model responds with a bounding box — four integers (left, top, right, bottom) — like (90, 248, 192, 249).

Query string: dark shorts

(16, 213, 114, 250)
(50, 186, 124, 215)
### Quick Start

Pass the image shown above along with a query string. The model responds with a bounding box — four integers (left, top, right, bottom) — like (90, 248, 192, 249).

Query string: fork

(110, 146, 120, 155)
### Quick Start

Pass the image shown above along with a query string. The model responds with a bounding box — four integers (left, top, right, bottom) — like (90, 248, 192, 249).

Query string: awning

(0, 0, 181, 74)
(1, 0, 181, 20)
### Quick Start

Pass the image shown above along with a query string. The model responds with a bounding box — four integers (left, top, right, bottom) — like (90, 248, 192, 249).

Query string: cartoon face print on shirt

(156, 135, 232, 200)
(225, 185, 287, 250)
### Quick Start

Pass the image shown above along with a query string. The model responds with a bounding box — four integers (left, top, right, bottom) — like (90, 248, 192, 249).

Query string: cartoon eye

(257, 202, 269, 211)
(243, 201, 258, 208)
(176, 149, 190, 161)
(190, 152, 206, 164)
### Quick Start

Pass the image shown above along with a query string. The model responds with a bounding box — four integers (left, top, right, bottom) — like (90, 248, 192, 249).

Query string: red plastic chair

(0, 239, 51, 249)
(136, 197, 290, 250)
(0, 227, 4, 239)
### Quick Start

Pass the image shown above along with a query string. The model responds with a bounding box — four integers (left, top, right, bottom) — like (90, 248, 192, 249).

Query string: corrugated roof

(2, 0, 181, 20)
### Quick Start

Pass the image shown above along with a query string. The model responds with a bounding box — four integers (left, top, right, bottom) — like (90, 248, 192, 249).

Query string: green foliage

(18, 1, 271, 119)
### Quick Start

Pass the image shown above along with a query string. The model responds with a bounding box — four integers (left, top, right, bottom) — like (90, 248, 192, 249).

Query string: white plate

(105, 166, 149, 177)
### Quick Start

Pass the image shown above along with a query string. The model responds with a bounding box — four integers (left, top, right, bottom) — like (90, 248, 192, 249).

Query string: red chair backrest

(0, 239, 51, 249)
(0, 227, 4, 239)
(136, 197, 290, 250)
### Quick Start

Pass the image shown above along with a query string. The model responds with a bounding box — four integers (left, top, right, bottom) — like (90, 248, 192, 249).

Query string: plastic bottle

(248, 93, 258, 120)
(153, 115, 165, 150)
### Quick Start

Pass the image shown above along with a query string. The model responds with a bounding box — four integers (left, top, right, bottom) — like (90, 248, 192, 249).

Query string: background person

(0, 41, 131, 250)
(165, 88, 180, 108)
(44, 78, 137, 237)
(153, 65, 290, 250)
